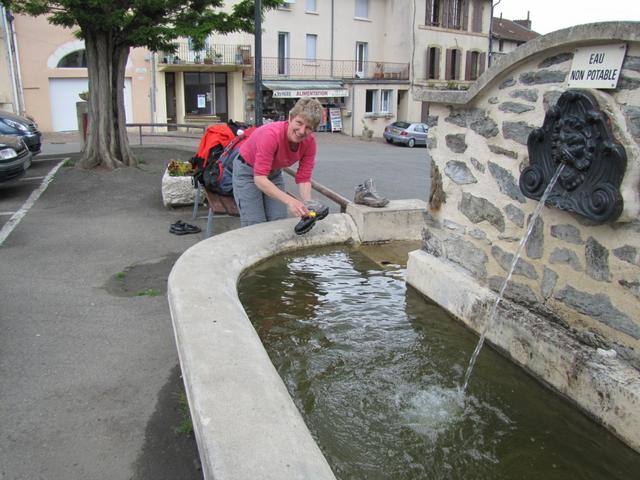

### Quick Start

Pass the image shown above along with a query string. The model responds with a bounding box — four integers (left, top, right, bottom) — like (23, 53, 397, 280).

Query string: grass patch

(136, 288, 161, 297)
(62, 158, 76, 167)
(175, 391, 193, 436)
(115, 271, 126, 279)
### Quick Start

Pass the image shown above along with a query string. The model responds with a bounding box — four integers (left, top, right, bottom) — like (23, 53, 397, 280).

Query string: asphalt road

(0, 132, 430, 479)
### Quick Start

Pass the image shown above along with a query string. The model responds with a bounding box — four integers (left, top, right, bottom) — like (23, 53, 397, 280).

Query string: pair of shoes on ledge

(294, 200, 330, 235)
(354, 178, 389, 208)
(170, 220, 201, 235)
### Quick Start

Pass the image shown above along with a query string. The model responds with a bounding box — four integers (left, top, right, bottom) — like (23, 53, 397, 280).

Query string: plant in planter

(167, 160, 193, 177)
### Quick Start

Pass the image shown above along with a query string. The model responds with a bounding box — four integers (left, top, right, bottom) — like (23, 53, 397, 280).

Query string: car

(383, 121, 429, 148)
(0, 135, 33, 183)
(0, 110, 42, 155)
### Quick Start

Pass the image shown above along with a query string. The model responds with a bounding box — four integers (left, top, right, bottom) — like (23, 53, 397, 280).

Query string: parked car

(0, 110, 42, 155)
(0, 135, 33, 183)
(383, 121, 429, 148)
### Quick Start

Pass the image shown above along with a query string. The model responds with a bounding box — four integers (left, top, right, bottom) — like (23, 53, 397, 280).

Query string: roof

(492, 17, 540, 43)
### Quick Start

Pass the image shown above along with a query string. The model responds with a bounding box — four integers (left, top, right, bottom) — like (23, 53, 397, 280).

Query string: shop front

(261, 80, 348, 132)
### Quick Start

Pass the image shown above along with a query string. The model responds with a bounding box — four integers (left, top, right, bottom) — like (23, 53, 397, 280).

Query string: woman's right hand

(287, 198, 310, 218)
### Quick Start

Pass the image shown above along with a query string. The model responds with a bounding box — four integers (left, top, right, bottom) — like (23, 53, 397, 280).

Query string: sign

(568, 44, 627, 89)
(272, 89, 349, 98)
(329, 108, 342, 132)
(197, 94, 206, 108)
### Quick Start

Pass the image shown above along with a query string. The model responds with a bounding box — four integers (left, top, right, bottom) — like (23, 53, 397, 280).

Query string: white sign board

(568, 44, 627, 89)
(272, 89, 349, 98)
(329, 108, 342, 132)
(197, 94, 206, 108)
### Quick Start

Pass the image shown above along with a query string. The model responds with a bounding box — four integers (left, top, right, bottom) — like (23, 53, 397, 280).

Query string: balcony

(246, 57, 410, 81)
(158, 43, 252, 68)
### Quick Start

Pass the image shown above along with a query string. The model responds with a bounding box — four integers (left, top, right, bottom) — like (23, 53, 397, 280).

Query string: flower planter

(161, 168, 201, 207)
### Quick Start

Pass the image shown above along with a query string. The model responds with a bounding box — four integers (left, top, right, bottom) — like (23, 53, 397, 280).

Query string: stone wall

(413, 22, 640, 367)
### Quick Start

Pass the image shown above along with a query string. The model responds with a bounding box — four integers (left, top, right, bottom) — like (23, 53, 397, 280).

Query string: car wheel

(386, 138, 393, 144)
(407, 138, 415, 148)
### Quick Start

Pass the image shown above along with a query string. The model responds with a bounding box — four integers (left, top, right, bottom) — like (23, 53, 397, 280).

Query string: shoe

(294, 201, 329, 235)
(354, 178, 389, 208)
(170, 221, 201, 235)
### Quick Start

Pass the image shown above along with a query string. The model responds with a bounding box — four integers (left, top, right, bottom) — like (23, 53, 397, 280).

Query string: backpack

(200, 126, 256, 196)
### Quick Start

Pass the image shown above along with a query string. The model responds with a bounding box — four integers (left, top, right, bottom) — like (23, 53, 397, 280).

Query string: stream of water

(462, 164, 565, 392)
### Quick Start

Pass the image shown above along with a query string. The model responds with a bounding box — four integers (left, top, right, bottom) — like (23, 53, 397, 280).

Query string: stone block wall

(414, 23, 640, 367)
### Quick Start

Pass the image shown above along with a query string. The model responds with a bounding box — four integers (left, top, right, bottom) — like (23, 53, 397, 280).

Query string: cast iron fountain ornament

(519, 90, 627, 224)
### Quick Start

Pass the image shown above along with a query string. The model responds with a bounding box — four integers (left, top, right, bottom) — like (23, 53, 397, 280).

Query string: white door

(49, 78, 133, 132)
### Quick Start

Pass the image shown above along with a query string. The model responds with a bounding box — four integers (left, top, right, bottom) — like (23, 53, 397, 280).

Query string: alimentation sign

(568, 43, 627, 89)
(272, 89, 349, 98)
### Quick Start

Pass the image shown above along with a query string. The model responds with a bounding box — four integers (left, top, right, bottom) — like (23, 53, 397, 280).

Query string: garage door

(49, 78, 133, 132)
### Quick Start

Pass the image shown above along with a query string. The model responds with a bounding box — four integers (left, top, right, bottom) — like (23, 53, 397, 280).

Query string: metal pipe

(488, 0, 502, 68)
(8, 9, 25, 113)
(283, 167, 351, 213)
(254, 0, 263, 126)
(2, 6, 19, 114)
(330, 0, 334, 77)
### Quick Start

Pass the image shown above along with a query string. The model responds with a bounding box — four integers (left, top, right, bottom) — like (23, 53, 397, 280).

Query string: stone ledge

(346, 199, 428, 243)
(406, 249, 640, 453)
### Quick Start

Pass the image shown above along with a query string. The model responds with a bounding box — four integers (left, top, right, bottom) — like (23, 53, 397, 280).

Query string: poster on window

(197, 94, 206, 108)
(329, 108, 342, 132)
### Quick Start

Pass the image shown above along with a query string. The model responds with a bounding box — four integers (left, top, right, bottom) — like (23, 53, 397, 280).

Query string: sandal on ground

(170, 222, 201, 235)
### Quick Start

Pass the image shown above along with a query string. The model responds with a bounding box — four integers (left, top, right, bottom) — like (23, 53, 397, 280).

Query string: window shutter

(425, 0, 432, 24)
(442, 0, 450, 28)
(465, 50, 472, 80)
(479, 52, 486, 76)
(472, 0, 483, 32)
(435, 48, 440, 79)
(425, 48, 432, 79)
(461, 0, 469, 31)
(455, 49, 461, 79)
(445, 48, 452, 80)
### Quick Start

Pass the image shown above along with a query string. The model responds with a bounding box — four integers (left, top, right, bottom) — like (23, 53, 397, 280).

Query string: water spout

(461, 164, 566, 392)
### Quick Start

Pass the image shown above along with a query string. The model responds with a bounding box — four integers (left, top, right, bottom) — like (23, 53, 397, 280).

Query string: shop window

(184, 72, 227, 119)
(365, 89, 377, 114)
(355, 0, 368, 18)
(380, 90, 392, 113)
(306, 34, 317, 62)
(57, 50, 87, 68)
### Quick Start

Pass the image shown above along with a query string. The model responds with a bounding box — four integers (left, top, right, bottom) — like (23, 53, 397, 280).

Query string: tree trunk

(78, 30, 136, 169)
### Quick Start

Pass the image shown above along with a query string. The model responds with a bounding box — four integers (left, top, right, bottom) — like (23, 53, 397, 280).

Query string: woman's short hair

(289, 97, 324, 130)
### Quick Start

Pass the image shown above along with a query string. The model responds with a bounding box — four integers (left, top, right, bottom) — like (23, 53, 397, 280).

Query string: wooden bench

(192, 186, 239, 237)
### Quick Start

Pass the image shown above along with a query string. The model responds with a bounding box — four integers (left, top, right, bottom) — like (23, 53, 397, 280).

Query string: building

(490, 12, 540, 64)
(0, 0, 493, 138)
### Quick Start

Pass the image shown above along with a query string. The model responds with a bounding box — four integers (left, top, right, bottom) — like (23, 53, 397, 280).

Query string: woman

(232, 97, 324, 227)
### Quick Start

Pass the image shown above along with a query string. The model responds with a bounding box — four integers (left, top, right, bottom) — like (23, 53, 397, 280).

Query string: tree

(4, 0, 282, 169)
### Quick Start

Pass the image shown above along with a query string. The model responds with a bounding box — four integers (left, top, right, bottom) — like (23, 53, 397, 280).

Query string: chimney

(514, 12, 532, 30)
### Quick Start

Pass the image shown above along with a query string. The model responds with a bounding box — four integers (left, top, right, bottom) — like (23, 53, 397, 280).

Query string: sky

(493, 0, 640, 35)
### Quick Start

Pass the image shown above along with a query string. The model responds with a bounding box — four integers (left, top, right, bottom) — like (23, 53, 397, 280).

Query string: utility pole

(254, 0, 263, 127)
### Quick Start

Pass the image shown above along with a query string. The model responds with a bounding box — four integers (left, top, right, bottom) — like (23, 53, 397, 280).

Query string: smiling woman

(232, 97, 325, 227)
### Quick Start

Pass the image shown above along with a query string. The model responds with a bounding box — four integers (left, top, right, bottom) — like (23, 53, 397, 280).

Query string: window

(365, 89, 377, 114)
(278, 32, 289, 75)
(467, 51, 480, 80)
(184, 72, 228, 119)
(356, 42, 368, 77)
(426, 0, 442, 26)
(355, 0, 369, 18)
(499, 39, 504, 52)
(57, 50, 87, 68)
(380, 90, 392, 113)
(446, 48, 461, 80)
(426, 46, 440, 80)
(451, 0, 464, 29)
(306, 0, 317, 12)
(306, 34, 317, 62)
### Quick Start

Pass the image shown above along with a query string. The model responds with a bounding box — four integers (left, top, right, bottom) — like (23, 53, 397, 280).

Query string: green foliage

(167, 159, 193, 176)
(4, 0, 284, 52)
(136, 288, 161, 297)
(175, 390, 193, 436)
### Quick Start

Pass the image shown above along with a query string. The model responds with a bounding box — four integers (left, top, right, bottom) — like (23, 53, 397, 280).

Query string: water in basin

(238, 244, 640, 479)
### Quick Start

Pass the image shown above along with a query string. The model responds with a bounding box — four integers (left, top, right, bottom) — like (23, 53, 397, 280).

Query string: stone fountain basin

(168, 200, 639, 479)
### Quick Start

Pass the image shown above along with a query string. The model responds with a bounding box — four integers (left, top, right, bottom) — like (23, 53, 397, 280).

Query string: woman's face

(287, 115, 314, 144)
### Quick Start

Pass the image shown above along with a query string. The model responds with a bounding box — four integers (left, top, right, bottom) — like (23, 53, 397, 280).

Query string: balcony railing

(247, 57, 410, 80)
(158, 43, 252, 66)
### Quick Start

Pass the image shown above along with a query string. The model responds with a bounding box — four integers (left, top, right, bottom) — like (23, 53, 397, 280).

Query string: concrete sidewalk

(0, 131, 428, 479)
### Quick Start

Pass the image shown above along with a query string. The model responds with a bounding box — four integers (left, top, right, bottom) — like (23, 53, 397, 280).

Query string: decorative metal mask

(519, 90, 627, 224)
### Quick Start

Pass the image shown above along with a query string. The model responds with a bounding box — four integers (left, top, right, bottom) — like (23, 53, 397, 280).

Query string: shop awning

(262, 80, 348, 98)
